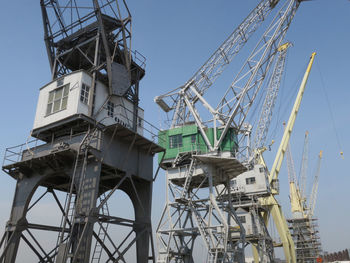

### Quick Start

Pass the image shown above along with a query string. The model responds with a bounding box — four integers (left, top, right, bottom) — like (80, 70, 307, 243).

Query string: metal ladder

(55, 128, 99, 258)
(91, 192, 110, 263)
(190, 205, 212, 251)
(180, 158, 197, 199)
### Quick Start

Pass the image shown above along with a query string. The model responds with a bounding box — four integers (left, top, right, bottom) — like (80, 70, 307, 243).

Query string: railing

(101, 102, 166, 146)
(131, 49, 146, 70)
(2, 129, 104, 169)
(3, 103, 164, 169)
(2, 139, 44, 167)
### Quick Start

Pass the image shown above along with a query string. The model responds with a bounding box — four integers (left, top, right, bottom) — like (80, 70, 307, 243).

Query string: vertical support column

(1, 173, 42, 263)
(128, 177, 153, 263)
(71, 158, 101, 263)
(268, 201, 296, 263)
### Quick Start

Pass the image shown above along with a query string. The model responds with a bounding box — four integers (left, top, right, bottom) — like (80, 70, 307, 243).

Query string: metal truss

(155, 0, 281, 127)
(227, 196, 275, 263)
(215, 0, 299, 152)
(156, 0, 300, 157)
(40, 0, 145, 109)
(299, 131, 309, 201)
(288, 217, 322, 263)
(252, 42, 291, 152)
(1, 121, 162, 263)
(0, 179, 154, 263)
(156, 156, 246, 263)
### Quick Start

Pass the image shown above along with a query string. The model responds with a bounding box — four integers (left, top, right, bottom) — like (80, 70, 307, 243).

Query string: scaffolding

(287, 217, 322, 263)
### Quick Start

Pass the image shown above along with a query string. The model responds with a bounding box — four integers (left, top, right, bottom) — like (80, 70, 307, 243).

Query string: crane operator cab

(31, 70, 144, 141)
(217, 163, 271, 198)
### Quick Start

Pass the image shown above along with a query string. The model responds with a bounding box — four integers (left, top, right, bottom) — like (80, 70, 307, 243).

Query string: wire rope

(316, 63, 344, 159)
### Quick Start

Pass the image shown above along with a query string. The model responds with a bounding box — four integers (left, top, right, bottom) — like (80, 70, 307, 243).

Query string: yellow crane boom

(286, 141, 305, 218)
(257, 52, 316, 263)
(269, 52, 316, 185)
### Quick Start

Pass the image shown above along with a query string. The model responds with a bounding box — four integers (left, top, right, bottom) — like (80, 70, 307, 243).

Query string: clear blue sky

(0, 0, 349, 260)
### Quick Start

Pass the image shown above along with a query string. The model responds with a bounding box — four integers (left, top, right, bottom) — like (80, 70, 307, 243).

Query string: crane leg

(252, 245, 260, 263)
(269, 203, 296, 263)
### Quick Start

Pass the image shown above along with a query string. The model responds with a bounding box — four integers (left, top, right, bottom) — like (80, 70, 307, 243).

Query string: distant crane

(286, 133, 322, 218)
(252, 52, 316, 263)
(286, 132, 323, 262)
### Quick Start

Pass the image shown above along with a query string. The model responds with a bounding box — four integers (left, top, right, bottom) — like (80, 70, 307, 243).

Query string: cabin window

(238, 216, 246, 224)
(169, 134, 182, 148)
(191, 134, 196, 144)
(80, 83, 90, 104)
(246, 177, 256, 185)
(230, 179, 237, 188)
(107, 101, 114, 117)
(46, 84, 69, 115)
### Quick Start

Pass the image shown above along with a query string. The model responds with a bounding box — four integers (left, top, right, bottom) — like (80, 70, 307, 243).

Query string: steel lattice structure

(252, 42, 291, 152)
(0, 1, 163, 263)
(41, 0, 145, 113)
(286, 135, 323, 263)
(155, 1, 304, 263)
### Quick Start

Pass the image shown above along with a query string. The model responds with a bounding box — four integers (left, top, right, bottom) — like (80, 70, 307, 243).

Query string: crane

(286, 141, 305, 218)
(155, 0, 281, 122)
(308, 150, 322, 217)
(155, 0, 307, 262)
(252, 42, 291, 155)
(299, 131, 310, 203)
(286, 133, 323, 262)
(156, 0, 300, 154)
(256, 52, 316, 263)
(286, 132, 323, 219)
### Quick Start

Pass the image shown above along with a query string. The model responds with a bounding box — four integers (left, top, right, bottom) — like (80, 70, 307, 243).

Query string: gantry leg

(1, 173, 42, 263)
(268, 199, 296, 263)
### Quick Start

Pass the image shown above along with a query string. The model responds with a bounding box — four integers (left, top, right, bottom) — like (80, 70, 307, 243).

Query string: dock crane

(308, 151, 322, 218)
(247, 52, 315, 263)
(155, 0, 309, 262)
(286, 132, 323, 262)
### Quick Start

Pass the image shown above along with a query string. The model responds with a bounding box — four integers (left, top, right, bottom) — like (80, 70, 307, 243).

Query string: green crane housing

(158, 124, 239, 163)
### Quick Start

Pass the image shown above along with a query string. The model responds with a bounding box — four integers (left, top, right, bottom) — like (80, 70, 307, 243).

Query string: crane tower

(286, 134, 323, 263)
(155, 0, 307, 262)
(1, 1, 163, 263)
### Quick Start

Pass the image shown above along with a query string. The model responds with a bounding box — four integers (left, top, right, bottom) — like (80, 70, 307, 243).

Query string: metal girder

(156, 159, 245, 263)
(40, 0, 143, 108)
(269, 52, 316, 184)
(215, 0, 300, 152)
(308, 151, 322, 218)
(252, 42, 291, 152)
(256, 52, 316, 263)
(299, 131, 309, 203)
(260, 196, 296, 263)
(1, 125, 160, 263)
(155, 0, 282, 128)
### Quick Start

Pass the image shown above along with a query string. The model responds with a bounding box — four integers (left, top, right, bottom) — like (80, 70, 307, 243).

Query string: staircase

(180, 158, 197, 199)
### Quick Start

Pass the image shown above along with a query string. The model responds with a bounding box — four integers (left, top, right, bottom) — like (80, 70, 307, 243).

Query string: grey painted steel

(216, 164, 275, 262)
(40, 0, 145, 119)
(1, 126, 162, 263)
(252, 44, 290, 152)
(155, 0, 300, 160)
(156, 153, 247, 263)
(1, 1, 161, 262)
(155, 1, 301, 262)
(155, 0, 281, 127)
